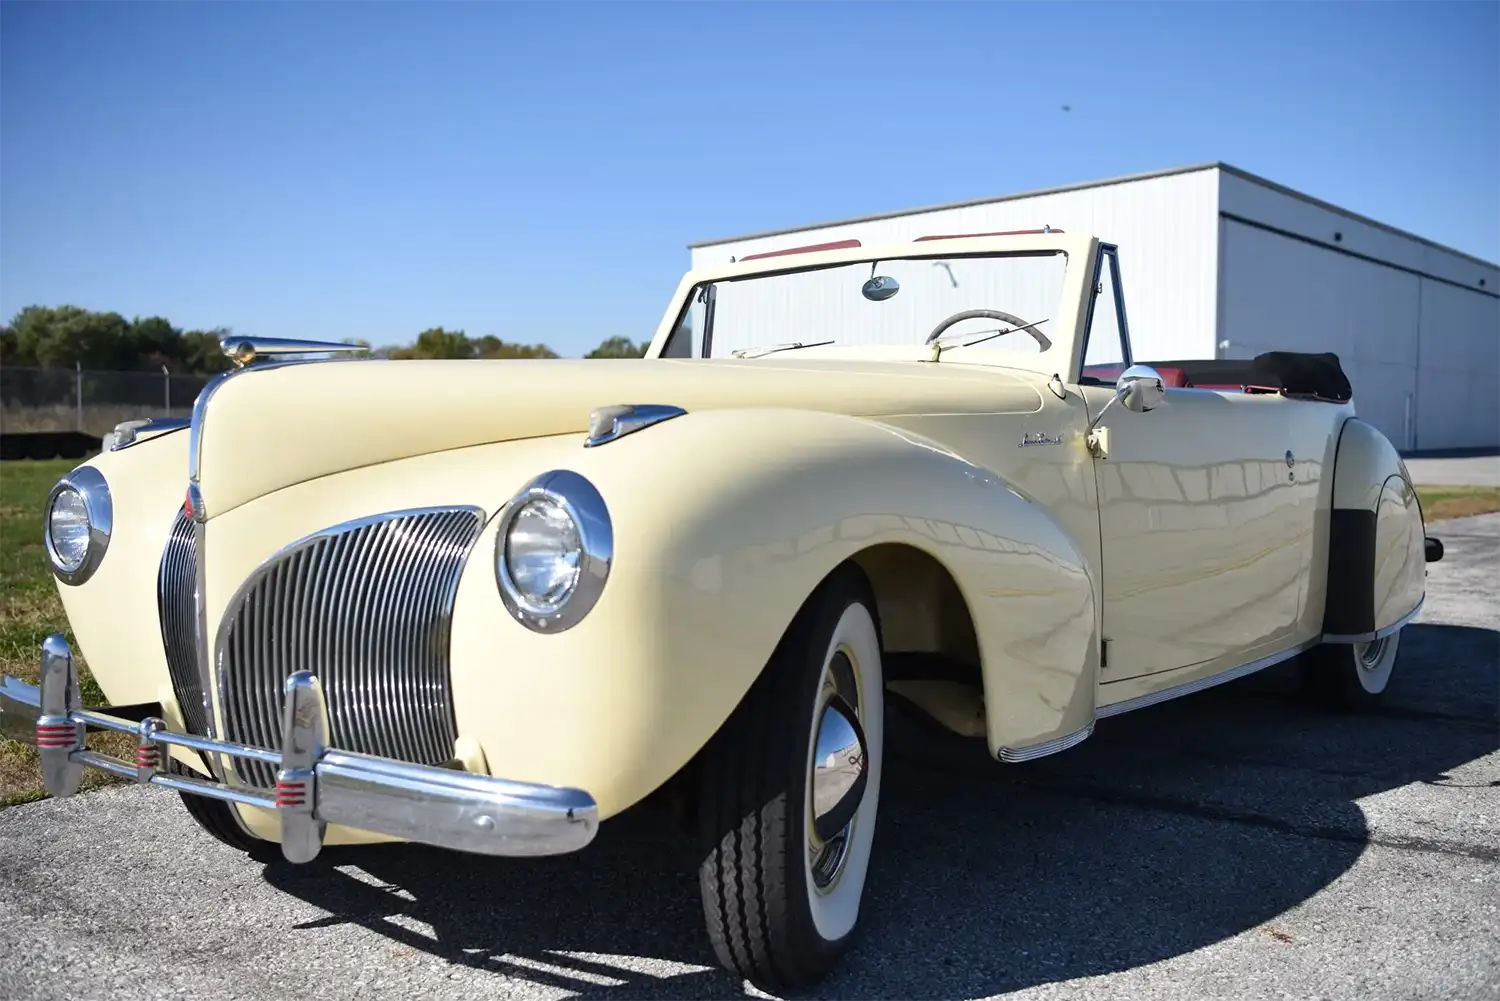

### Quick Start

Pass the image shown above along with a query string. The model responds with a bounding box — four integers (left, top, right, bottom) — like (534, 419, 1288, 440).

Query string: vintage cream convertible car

(2, 230, 1443, 989)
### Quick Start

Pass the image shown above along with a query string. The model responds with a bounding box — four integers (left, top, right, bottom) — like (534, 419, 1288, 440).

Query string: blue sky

(2, 1, 1496, 357)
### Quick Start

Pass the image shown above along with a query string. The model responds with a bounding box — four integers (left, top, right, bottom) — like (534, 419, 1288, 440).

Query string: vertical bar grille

(216, 507, 484, 788)
(157, 508, 206, 735)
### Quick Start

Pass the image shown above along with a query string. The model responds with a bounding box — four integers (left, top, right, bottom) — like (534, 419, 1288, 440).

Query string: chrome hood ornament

(220, 336, 371, 369)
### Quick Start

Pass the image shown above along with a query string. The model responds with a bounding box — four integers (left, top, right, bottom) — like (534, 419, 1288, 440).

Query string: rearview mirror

(1117, 364, 1165, 413)
(861, 276, 900, 301)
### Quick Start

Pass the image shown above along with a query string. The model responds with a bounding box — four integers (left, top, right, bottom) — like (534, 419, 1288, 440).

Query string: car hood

(193, 356, 1044, 518)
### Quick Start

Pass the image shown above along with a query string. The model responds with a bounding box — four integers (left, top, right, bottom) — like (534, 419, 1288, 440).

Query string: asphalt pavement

(2, 515, 1496, 1001)
(1403, 453, 1500, 487)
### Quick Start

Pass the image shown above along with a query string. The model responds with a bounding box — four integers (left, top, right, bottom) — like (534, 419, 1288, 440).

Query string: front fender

(445, 407, 1097, 816)
(1324, 417, 1426, 640)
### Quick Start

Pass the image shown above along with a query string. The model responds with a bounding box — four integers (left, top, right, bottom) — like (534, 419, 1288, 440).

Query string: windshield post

(700, 284, 718, 359)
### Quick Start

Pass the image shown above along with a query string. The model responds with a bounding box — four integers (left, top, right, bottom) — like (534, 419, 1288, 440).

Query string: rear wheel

(1299, 628, 1402, 710)
(695, 564, 884, 991)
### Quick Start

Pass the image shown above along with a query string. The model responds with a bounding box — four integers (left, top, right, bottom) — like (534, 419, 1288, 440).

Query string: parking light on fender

(494, 469, 613, 633)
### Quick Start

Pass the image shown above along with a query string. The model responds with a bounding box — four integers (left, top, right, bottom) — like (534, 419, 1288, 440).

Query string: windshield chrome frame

(649, 232, 1101, 382)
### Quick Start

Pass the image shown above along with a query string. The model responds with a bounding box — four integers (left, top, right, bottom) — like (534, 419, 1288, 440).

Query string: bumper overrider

(1, 634, 599, 862)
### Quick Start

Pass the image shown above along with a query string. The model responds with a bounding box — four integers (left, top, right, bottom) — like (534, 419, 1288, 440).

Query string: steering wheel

(923, 309, 1051, 352)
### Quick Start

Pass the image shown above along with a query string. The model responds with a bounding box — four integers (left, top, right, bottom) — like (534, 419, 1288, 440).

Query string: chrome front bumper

(0, 634, 599, 863)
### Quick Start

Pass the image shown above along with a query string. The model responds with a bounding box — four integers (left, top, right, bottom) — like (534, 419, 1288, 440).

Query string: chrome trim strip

(188, 368, 238, 508)
(997, 719, 1095, 763)
(186, 368, 237, 776)
(1, 636, 600, 861)
(44, 465, 113, 586)
(1097, 637, 1321, 718)
(1321, 594, 1425, 645)
(583, 404, 687, 447)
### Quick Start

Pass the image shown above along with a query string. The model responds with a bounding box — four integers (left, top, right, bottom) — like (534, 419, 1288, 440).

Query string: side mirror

(1087, 363, 1166, 439)
(1117, 364, 1165, 413)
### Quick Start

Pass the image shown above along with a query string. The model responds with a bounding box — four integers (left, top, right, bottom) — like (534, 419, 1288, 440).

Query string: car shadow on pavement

(261, 622, 1498, 1000)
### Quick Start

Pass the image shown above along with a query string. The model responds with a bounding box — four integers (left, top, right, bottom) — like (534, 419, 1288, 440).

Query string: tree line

(0, 306, 650, 373)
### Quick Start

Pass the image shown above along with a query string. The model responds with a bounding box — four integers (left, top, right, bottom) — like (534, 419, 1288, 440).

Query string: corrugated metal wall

(1218, 219, 1421, 447)
(690, 168, 1222, 361)
(1416, 282, 1500, 450)
(1219, 173, 1499, 451)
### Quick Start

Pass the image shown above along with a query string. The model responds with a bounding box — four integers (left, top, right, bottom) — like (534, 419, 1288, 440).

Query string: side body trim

(997, 720, 1095, 762)
(1096, 637, 1321, 719)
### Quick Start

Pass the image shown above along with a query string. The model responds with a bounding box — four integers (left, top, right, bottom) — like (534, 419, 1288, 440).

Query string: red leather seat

(1079, 365, 1190, 388)
(1155, 367, 1189, 388)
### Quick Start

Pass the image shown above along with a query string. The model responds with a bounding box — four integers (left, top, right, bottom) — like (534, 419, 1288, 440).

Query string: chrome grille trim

(157, 508, 208, 735)
(215, 506, 485, 788)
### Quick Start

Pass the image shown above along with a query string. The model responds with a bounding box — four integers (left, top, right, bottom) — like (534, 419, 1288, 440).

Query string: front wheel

(1299, 627, 1402, 710)
(168, 757, 280, 862)
(695, 563, 884, 991)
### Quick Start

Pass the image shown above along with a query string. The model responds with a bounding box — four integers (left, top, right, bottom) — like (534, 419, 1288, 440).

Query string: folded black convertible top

(1144, 351, 1353, 402)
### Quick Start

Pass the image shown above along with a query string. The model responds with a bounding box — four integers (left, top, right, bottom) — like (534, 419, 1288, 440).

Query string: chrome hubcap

(1355, 636, 1388, 670)
(808, 647, 867, 893)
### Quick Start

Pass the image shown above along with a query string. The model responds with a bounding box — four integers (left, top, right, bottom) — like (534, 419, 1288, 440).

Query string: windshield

(661, 251, 1069, 360)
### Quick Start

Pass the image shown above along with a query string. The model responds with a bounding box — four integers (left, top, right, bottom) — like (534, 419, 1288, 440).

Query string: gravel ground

(1, 515, 1496, 1001)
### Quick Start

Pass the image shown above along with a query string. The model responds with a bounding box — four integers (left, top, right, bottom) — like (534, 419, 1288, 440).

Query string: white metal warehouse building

(688, 163, 1500, 452)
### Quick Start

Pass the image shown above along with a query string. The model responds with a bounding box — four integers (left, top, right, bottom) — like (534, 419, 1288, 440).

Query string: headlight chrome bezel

(494, 469, 612, 633)
(44, 465, 113, 586)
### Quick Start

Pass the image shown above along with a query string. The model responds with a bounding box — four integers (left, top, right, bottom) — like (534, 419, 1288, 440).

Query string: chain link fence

(1, 365, 212, 439)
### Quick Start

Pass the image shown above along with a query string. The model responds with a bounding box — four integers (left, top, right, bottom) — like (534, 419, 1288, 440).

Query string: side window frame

(1079, 243, 1134, 376)
(659, 282, 718, 359)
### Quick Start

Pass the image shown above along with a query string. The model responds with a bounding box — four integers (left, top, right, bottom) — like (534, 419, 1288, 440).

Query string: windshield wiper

(929, 318, 1051, 361)
(730, 340, 835, 359)
(959, 318, 1050, 349)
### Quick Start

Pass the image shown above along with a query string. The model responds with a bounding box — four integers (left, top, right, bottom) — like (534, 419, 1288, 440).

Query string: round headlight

(44, 466, 112, 585)
(495, 470, 612, 633)
(504, 497, 582, 611)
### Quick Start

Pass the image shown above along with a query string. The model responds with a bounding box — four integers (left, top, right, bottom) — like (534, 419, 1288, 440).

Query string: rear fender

(1324, 417, 1426, 640)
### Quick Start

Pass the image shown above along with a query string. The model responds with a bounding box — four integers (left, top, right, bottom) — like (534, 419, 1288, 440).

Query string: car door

(1078, 245, 1320, 683)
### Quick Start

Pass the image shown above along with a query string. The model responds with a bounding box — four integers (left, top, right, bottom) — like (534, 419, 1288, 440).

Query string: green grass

(1, 457, 131, 807)
(1415, 484, 1500, 523)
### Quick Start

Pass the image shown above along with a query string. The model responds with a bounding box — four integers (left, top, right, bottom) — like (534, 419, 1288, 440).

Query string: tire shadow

(261, 623, 1498, 999)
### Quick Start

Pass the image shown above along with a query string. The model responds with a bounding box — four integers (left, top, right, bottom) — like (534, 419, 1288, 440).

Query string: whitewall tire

(696, 563, 884, 990)
(1299, 627, 1403, 710)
